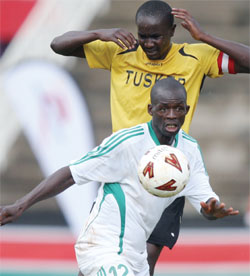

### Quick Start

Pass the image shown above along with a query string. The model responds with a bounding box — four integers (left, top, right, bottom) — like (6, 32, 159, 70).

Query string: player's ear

(148, 104, 153, 116)
(185, 105, 190, 115)
(169, 24, 176, 37)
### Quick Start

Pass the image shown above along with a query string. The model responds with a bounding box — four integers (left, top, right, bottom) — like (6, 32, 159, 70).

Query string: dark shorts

(147, 197, 185, 249)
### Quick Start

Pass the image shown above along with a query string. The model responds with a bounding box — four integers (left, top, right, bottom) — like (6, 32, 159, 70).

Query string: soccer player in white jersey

(0, 78, 239, 276)
(50, 1, 249, 274)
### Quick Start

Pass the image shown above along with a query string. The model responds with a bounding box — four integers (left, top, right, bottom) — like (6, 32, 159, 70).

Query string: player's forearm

(199, 33, 250, 71)
(50, 30, 100, 57)
(15, 166, 75, 212)
(0, 167, 75, 225)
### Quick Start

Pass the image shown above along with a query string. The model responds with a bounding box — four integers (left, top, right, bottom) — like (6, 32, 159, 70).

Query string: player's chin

(144, 50, 161, 60)
(162, 130, 178, 140)
(146, 54, 161, 60)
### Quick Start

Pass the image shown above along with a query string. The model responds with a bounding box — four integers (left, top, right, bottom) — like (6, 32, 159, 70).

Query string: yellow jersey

(84, 41, 235, 133)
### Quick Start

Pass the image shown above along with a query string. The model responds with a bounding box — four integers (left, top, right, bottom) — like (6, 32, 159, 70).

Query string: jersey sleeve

(69, 133, 128, 185)
(184, 144, 219, 213)
(84, 40, 120, 70)
(189, 44, 236, 78)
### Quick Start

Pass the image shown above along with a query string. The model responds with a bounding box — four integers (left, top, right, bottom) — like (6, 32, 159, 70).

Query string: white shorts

(76, 249, 149, 276)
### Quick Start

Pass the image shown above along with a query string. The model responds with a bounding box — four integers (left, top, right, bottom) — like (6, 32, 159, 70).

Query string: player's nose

(165, 108, 177, 118)
(144, 38, 154, 48)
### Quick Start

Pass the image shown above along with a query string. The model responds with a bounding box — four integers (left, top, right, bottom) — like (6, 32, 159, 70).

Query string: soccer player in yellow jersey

(51, 1, 250, 275)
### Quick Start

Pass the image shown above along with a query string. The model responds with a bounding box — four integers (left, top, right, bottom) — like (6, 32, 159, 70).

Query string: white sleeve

(184, 145, 219, 213)
(69, 134, 128, 185)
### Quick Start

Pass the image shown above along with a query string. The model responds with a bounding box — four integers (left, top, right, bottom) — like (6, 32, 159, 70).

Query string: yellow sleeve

(84, 40, 120, 70)
(186, 44, 222, 78)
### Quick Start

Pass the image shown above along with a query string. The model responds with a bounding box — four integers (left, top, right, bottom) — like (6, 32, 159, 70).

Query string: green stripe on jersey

(182, 132, 208, 175)
(174, 132, 179, 147)
(103, 183, 126, 255)
(105, 125, 143, 146)
(182, 131, 197, 143)
(71, 126, 144, 165)
(83, 183, 126, 255)
(147, 121, 160, 145)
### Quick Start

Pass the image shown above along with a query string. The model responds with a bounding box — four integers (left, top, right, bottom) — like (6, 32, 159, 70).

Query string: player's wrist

(200, 207, 218, 220)
(15, 197, 32, 213)
(198, 32, 213, 43)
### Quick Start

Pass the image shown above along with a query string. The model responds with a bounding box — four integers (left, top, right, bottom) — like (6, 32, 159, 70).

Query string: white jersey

(70, 122, 219, 274)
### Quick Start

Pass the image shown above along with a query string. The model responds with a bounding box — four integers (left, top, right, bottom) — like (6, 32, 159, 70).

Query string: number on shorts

(97, 264, 129, 276)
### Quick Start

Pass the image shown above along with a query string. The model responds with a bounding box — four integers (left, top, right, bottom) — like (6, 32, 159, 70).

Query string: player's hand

(171, 8, 205, 41)
(97, 28, 137, 49)
(200, 198, 239, 219)
(0, 204, 24, 226)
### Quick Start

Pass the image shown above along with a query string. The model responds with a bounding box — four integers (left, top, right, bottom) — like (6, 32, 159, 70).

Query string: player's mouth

(165, 124, 178, 132)
(144, 49, 159, 59)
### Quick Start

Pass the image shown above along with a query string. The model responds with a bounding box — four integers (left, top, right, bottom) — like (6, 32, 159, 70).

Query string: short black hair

(151, 77, 187, 104)
(136, 0, 173, 27)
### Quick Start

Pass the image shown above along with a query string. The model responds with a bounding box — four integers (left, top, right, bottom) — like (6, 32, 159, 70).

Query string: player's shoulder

(113, 123, 146, 136)
(171, 42, 217, 63)
(174, 42, 216, 55)
(182, 42, 218, 56)
(178, 130, 200, 149)
(105, 123, 146, 147)
(177, 130, 203, 162)
(86, 39, 122, 54)
(116, 43, 140, 56)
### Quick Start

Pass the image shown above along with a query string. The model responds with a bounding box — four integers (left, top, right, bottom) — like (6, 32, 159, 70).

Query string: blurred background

(0, 0, 249, 275)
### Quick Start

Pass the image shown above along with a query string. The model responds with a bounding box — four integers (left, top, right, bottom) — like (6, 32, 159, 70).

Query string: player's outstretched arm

(50, 29, 137, 58)
(172, 8, 250, 73)
(0, 166, 75, 226)
(200, 197, 239, 220)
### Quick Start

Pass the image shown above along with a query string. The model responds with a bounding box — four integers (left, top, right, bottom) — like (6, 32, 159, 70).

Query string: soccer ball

(137, 145, 190, 197)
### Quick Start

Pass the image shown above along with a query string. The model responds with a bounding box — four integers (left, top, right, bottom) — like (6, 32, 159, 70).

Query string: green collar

(147, 121, 179, 148)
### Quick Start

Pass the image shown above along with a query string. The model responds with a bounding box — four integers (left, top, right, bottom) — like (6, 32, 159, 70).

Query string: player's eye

(158, 107, 167, 113)
(176, 106, 185, 112)
(138, 34, 147, 39)
(151, 34, 161, 39)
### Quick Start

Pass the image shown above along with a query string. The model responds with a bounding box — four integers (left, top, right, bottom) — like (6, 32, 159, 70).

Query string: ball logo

(143, 161, 154, 178)
(155, 179, 177, 191)
(165, 154, 182, 172)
